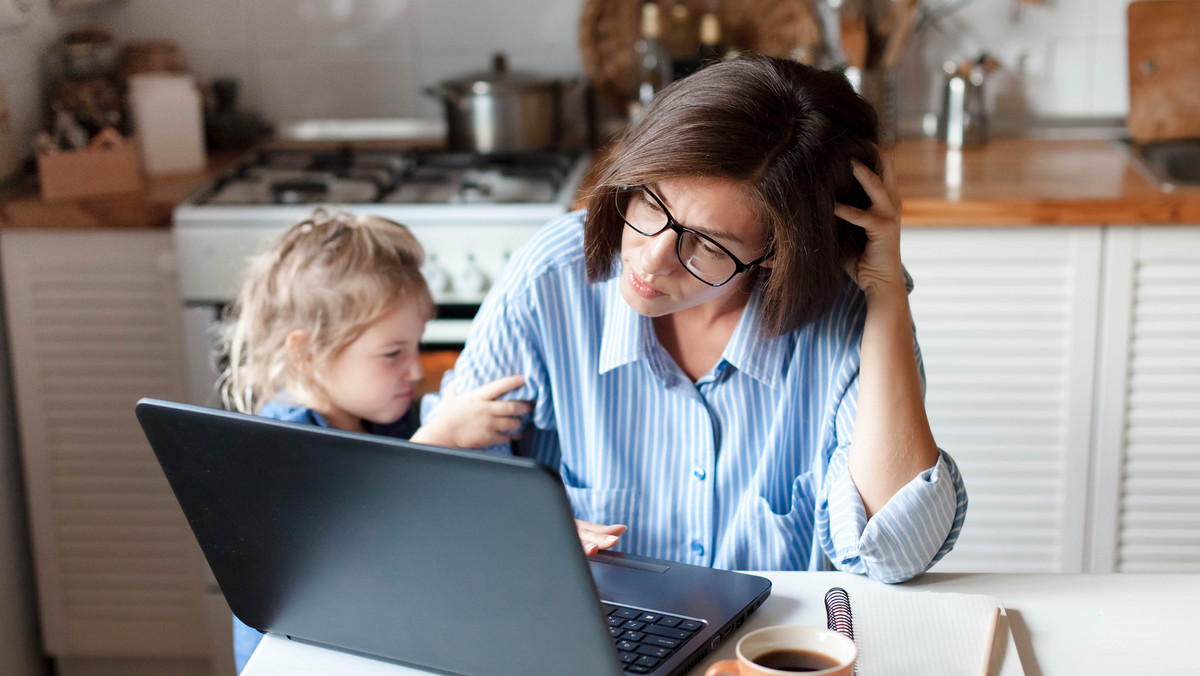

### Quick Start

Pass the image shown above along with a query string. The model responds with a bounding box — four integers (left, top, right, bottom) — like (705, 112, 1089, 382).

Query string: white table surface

(242, 571, 1200, 675)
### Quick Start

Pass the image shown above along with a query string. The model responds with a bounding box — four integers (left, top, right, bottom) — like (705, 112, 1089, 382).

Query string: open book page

(851, 591, 1023, 676)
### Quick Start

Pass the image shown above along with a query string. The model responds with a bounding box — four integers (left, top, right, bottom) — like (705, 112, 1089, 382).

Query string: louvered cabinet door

(0, 231, 209, 661)
(900, 227, 1103, 573)
(1090, 226, 1200, 573)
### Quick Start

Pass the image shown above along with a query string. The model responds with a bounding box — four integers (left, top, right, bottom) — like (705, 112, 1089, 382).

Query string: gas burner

(381, 150, 577, 205)
(199, 147, 412, 206)
(195, 146, 581, 207)
(205, 172, 384, 205)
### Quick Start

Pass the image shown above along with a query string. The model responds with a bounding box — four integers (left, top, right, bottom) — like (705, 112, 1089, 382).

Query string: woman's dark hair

(584, 53, 881, 336)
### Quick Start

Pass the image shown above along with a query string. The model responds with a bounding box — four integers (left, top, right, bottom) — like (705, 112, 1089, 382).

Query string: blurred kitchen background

(1, 1, 1196, 676)
(1, 0, 1132, 153)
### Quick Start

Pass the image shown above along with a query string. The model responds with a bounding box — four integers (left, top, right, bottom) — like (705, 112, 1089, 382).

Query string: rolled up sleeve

(819, 448, 966, 583)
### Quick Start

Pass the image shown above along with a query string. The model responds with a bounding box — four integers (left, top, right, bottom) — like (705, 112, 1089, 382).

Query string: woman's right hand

(576, 520, 626, 556)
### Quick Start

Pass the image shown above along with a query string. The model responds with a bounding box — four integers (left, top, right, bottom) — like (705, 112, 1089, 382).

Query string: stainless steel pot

(425, 53, 563, 154)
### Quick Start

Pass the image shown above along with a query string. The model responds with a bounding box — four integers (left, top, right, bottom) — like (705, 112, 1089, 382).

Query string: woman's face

(619, 176, 769, 318)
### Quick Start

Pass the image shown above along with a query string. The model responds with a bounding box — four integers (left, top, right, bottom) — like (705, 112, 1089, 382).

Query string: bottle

(697, 13, 725, 67)
(0, 81, 18, 184)
(667, 4, 700, 81)
(630, 2, 672, 120)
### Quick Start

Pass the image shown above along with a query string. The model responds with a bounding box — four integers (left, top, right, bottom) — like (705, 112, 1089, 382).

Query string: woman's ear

(285, 330, 312, 372)
(759, 255, 775, 269)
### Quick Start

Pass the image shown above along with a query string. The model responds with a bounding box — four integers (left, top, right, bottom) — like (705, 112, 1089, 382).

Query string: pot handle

(423, 85, 460, 104)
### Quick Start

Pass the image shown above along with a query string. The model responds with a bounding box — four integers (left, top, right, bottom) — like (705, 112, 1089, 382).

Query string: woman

(434, 54, 966, 583)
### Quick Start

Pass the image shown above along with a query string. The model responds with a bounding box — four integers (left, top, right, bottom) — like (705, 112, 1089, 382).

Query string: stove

(194, 148, 583, 206)
(175, 146, 588, 319)
(173, 145, 590, 403)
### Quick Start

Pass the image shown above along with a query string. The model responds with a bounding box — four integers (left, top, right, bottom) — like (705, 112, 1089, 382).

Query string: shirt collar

(720, 281, 790, 390)
(598, 278, 651, 375)
(598, 276, 791, 389)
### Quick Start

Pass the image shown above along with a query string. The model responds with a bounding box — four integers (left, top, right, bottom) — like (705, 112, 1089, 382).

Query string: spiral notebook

(824, 587, 1025, 676)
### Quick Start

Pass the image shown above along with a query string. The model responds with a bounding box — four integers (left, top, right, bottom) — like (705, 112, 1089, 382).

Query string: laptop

(135, 398, 771, 676)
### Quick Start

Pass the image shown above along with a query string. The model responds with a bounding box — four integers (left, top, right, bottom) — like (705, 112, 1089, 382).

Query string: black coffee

(752, 649, 841, 672)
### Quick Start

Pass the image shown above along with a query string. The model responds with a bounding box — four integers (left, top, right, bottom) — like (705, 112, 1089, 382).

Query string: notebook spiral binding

(824, 587, 854, 640)
(824, 586, 859, 676)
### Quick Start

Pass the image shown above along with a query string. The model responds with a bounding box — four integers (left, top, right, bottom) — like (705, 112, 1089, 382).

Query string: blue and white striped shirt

(435, 210, 967, 583)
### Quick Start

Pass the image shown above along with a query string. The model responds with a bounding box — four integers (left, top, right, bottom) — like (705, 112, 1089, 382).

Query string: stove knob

(421, 254, 450, 294)
(455, 254, 489, 297)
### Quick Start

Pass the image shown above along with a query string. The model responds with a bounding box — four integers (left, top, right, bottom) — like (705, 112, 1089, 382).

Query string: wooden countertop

(892, 138, 1200, 225)
(3, 138, 1199, 230)
(0, 151, 244, 230)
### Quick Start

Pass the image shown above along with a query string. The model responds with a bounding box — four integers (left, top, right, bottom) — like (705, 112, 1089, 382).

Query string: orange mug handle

(705, 659, 742, 676)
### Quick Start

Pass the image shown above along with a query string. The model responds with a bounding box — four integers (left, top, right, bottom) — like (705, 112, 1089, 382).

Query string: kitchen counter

(0, 138, 442, 230)
(0, 151, 244, 230)
(4, 138, 1200, 230)
(892, 138, 1200, 225)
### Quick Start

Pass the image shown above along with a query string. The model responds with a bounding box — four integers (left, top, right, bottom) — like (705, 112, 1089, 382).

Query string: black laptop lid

(136, 398, 622, 676)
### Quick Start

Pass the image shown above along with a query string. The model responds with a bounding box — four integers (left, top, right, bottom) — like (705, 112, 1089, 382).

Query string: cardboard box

(37, 142, 143, 202)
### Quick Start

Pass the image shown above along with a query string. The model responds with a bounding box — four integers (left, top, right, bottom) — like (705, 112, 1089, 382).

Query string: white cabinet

(1089, 226, 1200, 573)
(0, 230, 211, 675)
(904, 224, 1200, 575)
(901, 227, 1104, 573)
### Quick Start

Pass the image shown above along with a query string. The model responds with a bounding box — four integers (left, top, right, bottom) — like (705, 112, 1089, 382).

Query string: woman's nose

(639, 229, 679, 274)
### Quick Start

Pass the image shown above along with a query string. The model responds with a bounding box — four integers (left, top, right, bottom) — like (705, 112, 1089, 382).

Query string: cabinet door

(0, 231, 209, 658)
(901, 227, 1103, 573)
(1090, 226, 1200, 572)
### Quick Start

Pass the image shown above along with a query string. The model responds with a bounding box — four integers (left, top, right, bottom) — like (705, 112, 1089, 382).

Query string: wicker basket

(579, 0, 823, 110)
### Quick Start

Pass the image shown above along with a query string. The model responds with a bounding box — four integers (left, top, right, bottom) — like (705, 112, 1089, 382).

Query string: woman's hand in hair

(834, 155, 907, 301)
(411, 375, 532, 449)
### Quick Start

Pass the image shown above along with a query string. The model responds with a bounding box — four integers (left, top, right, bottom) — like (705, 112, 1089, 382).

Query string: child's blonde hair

(217, 209, 433, 414)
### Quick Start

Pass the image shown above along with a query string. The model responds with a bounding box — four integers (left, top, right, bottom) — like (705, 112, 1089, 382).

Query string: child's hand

(411, 375, 532, 449)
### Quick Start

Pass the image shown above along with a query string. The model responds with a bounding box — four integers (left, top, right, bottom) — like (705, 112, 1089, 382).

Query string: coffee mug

(704, 625, 857, 675)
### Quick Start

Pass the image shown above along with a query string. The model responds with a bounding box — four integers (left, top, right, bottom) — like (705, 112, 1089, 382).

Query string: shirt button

(692, 467, 707, 481)
(691, 542, 705, 557)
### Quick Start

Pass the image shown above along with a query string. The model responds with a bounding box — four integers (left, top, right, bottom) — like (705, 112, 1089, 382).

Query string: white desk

(243, 572, 1200, 675)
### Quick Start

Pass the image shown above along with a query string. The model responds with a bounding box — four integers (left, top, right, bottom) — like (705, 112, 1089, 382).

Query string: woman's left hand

(834, 155, 907, 299)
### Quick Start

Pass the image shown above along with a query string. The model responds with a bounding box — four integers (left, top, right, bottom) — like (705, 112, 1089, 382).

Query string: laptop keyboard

(603, 602, 705, 674)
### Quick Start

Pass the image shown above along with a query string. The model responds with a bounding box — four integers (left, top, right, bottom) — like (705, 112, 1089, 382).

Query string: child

(216, 209, 529, 671)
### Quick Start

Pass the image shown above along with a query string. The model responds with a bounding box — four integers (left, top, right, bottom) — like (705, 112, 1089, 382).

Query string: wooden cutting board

(1127, 0, 1200, 142)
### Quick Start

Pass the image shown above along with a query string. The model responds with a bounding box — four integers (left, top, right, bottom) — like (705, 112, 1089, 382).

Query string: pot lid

(440, 53, 557, 94)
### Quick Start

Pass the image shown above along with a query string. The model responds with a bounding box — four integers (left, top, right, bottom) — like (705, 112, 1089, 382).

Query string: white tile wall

(900, 0, 1134, 125)
(0, 0, 70, 151)
(102, 0, 584, 121)
(0, 0, 1151, 157)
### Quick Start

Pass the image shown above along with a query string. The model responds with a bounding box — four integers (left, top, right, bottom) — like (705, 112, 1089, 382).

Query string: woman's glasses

(615, 185, 772, 287)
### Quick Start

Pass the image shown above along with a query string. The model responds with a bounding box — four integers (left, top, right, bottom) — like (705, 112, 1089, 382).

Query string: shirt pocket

(728, 475, 819, 569)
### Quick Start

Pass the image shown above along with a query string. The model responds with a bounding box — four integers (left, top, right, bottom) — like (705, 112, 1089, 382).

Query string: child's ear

(285, 330, 312, 371)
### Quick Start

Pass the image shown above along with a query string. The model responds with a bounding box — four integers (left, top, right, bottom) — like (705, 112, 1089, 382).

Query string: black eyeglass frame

(614, 184, 773, 287)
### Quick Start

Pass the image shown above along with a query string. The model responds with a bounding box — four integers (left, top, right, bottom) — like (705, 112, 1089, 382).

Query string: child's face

(317, 298, 426, 431)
